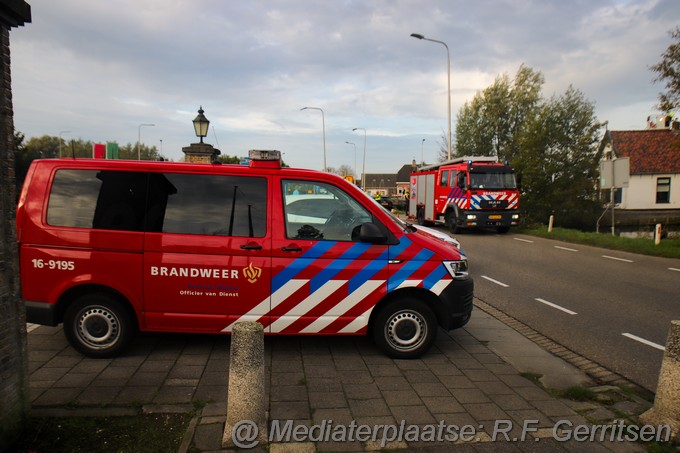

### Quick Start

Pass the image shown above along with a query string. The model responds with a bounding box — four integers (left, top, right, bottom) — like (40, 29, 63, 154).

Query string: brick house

(599, 121, 680, 235)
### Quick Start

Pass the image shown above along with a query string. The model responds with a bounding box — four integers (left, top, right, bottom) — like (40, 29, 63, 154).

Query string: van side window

(154, 173, 267, 237)
(282, 180, 373, 241)
(47, 169, 147, 231)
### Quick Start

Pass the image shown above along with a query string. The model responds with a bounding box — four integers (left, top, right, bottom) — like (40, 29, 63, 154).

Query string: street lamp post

(352, 127, 366, 190)
(345, 141, 357, 178)
(411, 33, 452, 160)
(421, 138, 426, 166)
(137, 123, 155, 160)
(192, 106, 210, 143)
(300, 107, 326, 171)
(58, 130, 71, 158)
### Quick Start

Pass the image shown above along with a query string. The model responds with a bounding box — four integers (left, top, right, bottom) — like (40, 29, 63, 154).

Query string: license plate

(489, 215, 502, 220)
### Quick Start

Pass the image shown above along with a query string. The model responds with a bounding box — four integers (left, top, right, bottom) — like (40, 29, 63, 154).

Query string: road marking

(534, 298, 577, 315)
(554, 245, 578, 252)
(27, 323, 40, 333)
(622, 333, 665, 351)
(481, 275, 509, 288)
(513, 238, 534, 243)
(602, 255, 633, 263)
(669, 268, 680, 272)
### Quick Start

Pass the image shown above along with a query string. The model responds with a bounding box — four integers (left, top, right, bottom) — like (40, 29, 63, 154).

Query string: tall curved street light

(411, 33, 451, 160)
(300, 107, 326, 171)
(58, 130, 71, 158)
(345, 141, 357, 178)
(137, 123, 155, 160)
(352, 127, 367, 190)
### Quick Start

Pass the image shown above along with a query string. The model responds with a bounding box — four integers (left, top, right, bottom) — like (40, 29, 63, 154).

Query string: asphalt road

(451, 228, 680, 392)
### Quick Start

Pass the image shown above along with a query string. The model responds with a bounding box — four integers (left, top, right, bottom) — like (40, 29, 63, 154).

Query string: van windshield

(469, 171, 517, 190)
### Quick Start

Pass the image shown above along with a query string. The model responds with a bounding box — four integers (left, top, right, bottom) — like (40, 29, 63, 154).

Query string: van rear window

(46, 169, 267, 238)
(47, 169, 147, 231)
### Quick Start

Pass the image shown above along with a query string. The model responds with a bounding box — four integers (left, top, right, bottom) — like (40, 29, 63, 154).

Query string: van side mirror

(457, 172, 466, 189)
(516, 174, 523, 192)
(359, 223, 388, 244)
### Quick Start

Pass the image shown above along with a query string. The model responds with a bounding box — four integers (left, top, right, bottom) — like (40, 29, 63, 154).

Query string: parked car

(378, 196, 394, 211)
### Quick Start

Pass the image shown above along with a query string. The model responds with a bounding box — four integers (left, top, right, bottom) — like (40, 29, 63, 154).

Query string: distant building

(599, 117, 680, 236)
(363, 172, 396, 197)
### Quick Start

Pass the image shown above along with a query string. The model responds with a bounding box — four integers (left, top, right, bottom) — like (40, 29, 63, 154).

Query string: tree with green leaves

(14, 134, 165, 190)
(515, 86, 604, 227)
(454, 65, 603, 228)
(650, 27, 680, 113)
(454, 65, 543, 163)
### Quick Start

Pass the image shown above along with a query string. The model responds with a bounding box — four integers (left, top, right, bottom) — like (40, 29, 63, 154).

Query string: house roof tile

(609, 129, 680, 174)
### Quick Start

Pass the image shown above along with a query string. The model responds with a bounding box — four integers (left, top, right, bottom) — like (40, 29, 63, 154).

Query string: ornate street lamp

(193, 106, 210, 143)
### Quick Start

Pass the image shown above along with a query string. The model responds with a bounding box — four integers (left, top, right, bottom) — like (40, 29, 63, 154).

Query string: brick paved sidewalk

(27, 304, 653, 452)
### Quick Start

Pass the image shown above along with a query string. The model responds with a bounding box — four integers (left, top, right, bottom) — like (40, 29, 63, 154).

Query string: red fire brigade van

(409, 156, 520, 234)
(17, 150, 473, 359)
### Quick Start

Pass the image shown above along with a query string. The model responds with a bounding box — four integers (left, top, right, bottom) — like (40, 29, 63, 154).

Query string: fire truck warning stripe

(278, 282, 352, 334)
(338, 306, 374, 333)
(388, 236, 411, 259)
(311, 242, 383, 293)
(269, 279, 347, 332)
(300, 280, 384, 333)
(272, 241, 337, 290)
(422, 264, 448, 290)
(388, 248, 435, 291)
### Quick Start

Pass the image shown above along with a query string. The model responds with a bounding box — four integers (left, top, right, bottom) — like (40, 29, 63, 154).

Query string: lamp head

(192, 106, 209, 143)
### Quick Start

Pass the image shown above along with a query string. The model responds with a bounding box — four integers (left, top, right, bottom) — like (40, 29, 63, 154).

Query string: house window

(656, 177, 671, 204)
(602, 188, 622, 205)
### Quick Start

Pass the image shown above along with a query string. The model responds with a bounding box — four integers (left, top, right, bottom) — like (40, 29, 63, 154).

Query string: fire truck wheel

(374, 299, 437, 359)
(445, 210, 459, 233)
(64, 294, 136, 358)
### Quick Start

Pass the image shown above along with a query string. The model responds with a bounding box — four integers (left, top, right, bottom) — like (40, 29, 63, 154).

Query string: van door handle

(240, 244, 262, 250)
(281, 246, 303, 252)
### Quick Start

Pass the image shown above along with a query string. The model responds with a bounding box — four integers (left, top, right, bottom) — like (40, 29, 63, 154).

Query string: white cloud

(10, 0, 678, 171)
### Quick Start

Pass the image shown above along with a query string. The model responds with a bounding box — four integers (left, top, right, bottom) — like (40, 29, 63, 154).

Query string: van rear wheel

(64, 294, 135, 358)
(373, 299, 437, 359)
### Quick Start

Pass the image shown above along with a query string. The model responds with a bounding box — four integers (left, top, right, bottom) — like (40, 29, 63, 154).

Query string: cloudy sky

(9, 0, 679, 173)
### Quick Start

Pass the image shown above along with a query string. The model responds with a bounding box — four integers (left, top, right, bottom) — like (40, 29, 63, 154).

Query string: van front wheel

(374, 299, 437, 359)
(64, 294, 135, 358)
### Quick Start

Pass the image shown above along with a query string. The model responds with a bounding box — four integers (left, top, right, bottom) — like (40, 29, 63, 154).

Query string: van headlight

(443, 259, 469, 280)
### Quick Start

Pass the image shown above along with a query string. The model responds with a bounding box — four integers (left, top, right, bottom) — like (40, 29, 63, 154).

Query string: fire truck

(409, 156, 520, 234)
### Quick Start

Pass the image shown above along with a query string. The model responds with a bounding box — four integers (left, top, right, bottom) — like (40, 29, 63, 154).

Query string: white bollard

(640, 320, 680, 442)
(548, 215, 554, 233)
(655, 223, 662, 246)
(222, 321, 267, 448)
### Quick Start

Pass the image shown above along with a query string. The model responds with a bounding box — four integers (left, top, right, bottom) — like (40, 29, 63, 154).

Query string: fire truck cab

(409, 156, 520, 234)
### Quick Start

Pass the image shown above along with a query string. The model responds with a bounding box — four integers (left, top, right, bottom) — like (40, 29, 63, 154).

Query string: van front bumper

(438, 277, 474, 329)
